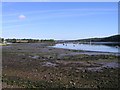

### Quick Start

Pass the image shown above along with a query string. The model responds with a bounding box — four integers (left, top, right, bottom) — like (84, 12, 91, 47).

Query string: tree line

(0, 38, 55, 43)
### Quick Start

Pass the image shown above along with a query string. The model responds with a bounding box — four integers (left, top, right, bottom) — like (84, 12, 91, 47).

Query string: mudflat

(2, 43, 120, 88)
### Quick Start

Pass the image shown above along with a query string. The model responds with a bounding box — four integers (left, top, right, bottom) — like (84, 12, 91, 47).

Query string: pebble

(69, 81, 72, 84)
(75, 70, 79, 73)
(43, 75, 47, 79)
(81, 75, 85, 78)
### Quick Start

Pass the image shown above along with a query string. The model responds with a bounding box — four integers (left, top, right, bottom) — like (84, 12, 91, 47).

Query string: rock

(97, 85, 100, 88)
(22, 57, 25, 59)
(69, 81, 72, 84)
(81, 75, 85, 78)
(73, 82, 76, 85)
(75, 70, 79, 73)
(43, 75, 47, 79)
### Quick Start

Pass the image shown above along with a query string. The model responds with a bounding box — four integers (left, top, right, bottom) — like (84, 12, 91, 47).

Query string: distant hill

(57, 34, 120, 43)
(77, 34, 120, 42)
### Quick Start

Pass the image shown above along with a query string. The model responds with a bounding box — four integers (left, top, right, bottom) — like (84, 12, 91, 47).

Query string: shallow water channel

(52, 43, 120, 53)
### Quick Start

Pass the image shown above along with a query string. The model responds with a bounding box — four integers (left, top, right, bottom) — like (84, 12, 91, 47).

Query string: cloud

(19, 14, 26, 20)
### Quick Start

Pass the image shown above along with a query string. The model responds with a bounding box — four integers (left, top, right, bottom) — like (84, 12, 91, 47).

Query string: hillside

(78, 34, 120, 42)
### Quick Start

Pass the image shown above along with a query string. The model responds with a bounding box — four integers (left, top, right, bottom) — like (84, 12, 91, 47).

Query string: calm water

(53, 43, 120, 53)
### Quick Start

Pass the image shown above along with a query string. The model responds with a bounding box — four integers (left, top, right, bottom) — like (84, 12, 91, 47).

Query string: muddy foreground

(2, 43, 120, 89)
